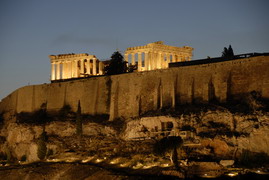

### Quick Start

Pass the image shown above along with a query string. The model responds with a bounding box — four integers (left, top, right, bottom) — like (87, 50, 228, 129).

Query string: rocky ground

(0, 104, 269, 179)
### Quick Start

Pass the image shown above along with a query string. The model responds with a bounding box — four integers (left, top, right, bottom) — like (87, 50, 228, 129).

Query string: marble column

(80, 59, 85, 77)
(73, 60, 78, 78)
(71, 60, 75, 77)
(151, 52, 155, 70)
(144, 52, 149, 71)
(65, 62, 69, 79)
(93, 58, 97, 75)
(148, 52, 152, 70)
(51, 62, 55, 80)
(61, 62, 65, 79)
(131, 53, 135, 65)
(138, 52, 142, 71)
(69, 61, 73, 78)
(99, 61, 103, 75)
(63, 62, 68, 79)
(86, 59, 90, 75)
(56, 62, 61, 80)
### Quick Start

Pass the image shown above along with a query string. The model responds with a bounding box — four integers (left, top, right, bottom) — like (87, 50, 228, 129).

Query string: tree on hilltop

(222, 45, 234, 59)
(228, 45, 234, 57)
(105, 51, 127, 75)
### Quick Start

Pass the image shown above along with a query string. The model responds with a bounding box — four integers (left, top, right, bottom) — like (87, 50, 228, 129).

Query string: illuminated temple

(49, 41, 193, 81)
(49, 53, 104, 81)
(125, 41, 193, 71)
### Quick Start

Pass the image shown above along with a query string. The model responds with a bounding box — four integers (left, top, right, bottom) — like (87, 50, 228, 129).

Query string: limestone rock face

(0, 110, 269, 163)
(210, 138, 230, 157)
(237, 126, 269, 154)
(6, 123, 41, 144)
(122, 112, 269, 158)
(46, 122, 76, 137)
(83, 123, 116, 136)
(0, 121, 118, 163)
(219, 160, 234, 167)
(122, 116, 178, 140)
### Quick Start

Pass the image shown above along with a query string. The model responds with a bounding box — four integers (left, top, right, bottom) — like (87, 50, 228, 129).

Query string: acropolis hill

(0, 49, 268, 120)
(1, 43, 269, 178)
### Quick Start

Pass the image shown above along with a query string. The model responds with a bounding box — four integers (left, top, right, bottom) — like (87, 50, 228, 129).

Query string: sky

(0, 0, 268, 100)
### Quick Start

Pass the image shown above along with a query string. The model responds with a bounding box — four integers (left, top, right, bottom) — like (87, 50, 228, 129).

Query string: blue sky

(0, 0, 268, 99)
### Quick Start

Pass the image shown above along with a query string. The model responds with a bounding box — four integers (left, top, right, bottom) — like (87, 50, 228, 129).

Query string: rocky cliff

(0, 56, 269, 179)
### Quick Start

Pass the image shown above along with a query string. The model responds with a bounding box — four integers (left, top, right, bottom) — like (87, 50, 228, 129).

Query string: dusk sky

(0, 0, 268, 100)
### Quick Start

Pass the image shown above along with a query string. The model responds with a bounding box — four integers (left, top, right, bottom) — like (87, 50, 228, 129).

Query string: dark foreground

(0, 162, 269, 180)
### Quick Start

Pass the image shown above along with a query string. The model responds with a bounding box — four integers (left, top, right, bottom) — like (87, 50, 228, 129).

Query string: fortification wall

(0, 56, 268, 120)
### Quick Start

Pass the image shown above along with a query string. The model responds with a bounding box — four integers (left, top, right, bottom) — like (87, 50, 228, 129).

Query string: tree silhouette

(76, 100, 82, 137)
(154, 136, 183, 170)
(105, 51, 127, 75)
(37, 130, 47, 160)
(222, 45, 234, 59)
(228, 45, 234, 57)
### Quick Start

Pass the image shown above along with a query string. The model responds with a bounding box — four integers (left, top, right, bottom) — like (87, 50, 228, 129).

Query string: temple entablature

(49, 53, 104, 81)
(125, 41, 193, 71)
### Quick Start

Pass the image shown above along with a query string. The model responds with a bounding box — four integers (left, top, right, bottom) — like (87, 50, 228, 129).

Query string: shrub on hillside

(154, 136, 183, 169)
(37, 131, 47, 160)
(16, 103, 48, 124)
(76, 101, 82, 137)
(59, 104, 73, 120)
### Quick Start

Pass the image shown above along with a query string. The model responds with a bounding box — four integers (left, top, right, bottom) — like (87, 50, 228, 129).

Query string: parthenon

(49, 53, 104, 81)
(125, 41, 193, 71)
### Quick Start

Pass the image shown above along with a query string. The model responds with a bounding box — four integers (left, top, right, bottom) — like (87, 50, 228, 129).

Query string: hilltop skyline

(1, 0, 269, 99)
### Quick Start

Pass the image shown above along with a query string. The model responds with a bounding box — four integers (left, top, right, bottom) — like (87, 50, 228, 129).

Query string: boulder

(219, 160, 234, 167)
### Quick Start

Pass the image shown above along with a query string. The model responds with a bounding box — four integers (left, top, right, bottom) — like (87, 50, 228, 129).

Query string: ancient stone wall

(0, 56, 268, 120)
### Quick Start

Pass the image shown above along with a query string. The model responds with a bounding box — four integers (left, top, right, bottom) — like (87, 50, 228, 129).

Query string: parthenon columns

(56, 62, 60, 80)
(49, 53, 104, 81)
(73, 60, 78, 78)
(51, 63, 55, 80)
(124, 41, 193, 72)
(137, 52, 142, 71)
(124, 51, 192, 72)
(99, 61, 103, 75)
(86, 59, 90, 75)
(131, 53, 135, 65)
(80, 60, 85, 75)
(93, 58, 97, 75)
(144, 52, 149, 71)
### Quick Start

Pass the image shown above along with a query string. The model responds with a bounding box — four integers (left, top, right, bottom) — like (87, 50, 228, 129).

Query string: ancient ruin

(125, 41, 193, 71)
(49, 53, 104, 81)
(49, 42, 193, 81)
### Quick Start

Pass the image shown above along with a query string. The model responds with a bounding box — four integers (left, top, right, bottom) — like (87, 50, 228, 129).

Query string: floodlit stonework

(125, 41, 193, 71)
(49, 53, 104, 81)
(1, 55, 268, 120)
(49, 41, 193, 81)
